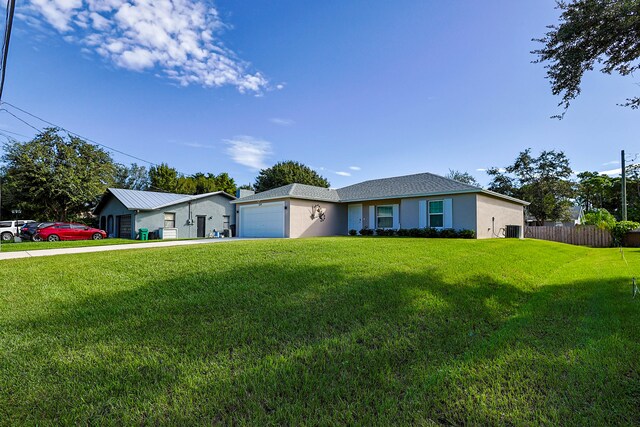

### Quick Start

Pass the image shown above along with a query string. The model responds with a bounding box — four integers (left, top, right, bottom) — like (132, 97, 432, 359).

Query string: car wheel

(47, 234, 60, 242)
(1, 232, 13, 242)
(32, 235, 42, 242)
(92, 233, 103, 240)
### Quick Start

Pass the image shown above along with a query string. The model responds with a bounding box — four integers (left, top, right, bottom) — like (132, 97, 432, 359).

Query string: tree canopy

(113, 163, 150, 191)
(445, 169, 480, 187)
(148, 163, 237, 196)
(534, 0, 640, 115)
(1, 128, 116, 221)
(575, 166, 640, 221)
(148, 163, 180, 193)
(487, 149, 574, 223)
(254, 161, 330, 193)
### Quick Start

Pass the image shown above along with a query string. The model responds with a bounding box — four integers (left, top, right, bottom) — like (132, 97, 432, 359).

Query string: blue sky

(2, 0, 638, 188)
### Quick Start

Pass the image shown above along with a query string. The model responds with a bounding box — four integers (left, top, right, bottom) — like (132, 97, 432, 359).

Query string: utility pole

(621, 150, 627, 221)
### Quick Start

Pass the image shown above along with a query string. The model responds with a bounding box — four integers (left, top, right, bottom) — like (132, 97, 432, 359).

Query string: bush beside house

(352, 227, 476, 239)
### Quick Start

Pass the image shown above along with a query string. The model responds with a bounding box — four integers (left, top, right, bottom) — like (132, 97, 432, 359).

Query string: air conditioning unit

(505, 225, 521, 238)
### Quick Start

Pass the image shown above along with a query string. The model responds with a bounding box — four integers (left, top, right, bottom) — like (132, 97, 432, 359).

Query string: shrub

(405, 228, 417, 237)
(425, 227, 440, 238)
(611, 221, 640, 245)
(359, 227, 374, 236)
(440, 228, 458, 238)
(348, 229, 357, 236)
(397, 228, 410, 237)
(458, 229, 476, 239)
(375, 228, 396, 237)
(583, 208, 616, 230)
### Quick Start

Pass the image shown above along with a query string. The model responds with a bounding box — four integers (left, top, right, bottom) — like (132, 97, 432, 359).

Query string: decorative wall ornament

(310, 204, 326, 222)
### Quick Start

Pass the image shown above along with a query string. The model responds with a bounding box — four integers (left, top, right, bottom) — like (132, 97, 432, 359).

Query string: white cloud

(276, 83, 285, 90)
(269, 118, 294, 126)
(182, 142, 214, 149)
(23, 0, 268, 92)
(602, 160, 620, 166)
(599, 168, 622, 176)
(225, 136, 272, 170)
(348, 166, 361, 171)
(335, 171, 351, 177)
(476, 168, 487, 172)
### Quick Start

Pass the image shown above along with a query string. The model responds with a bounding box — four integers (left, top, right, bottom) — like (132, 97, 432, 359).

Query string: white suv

(0, 220, 35, 241)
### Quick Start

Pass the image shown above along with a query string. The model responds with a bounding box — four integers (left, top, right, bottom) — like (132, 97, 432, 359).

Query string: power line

(0, 127, 28, 138)
(0, 108, 42, 132)
(0, 102, 202, 195)
(0, 0, 15, 102)
(0, 101, 161, 167)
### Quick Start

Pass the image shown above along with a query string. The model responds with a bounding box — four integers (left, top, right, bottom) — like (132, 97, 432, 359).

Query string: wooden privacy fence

(524, 225, 613, 247)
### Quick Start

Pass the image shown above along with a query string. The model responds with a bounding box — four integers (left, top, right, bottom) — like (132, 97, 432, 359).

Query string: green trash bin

(139, 228, 149, 241)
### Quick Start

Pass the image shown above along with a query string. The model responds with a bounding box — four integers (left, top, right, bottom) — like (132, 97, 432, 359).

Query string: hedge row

(349, 228, 476, 239)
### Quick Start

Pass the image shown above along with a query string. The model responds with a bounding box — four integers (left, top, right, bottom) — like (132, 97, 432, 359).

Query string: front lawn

(0, 237, 144, 252)
(0, 238, 638, 425)
(0, 237, 198, 252)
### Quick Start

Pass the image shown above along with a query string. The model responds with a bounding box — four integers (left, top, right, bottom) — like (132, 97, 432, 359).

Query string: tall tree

(445, 169, 481, 187)
(2, 128, 115, 221)
(0, 166, 17, 219)
(533, 0, 640, 115)
(213, 172, 237, 195)
(487, 149, 574, 223)
(148, 165, 238, 196)
(576, 171, 614, 212)
(148, 163, 180, 193)
(254, 161, 330, 192)
(113, 163, 150, 191)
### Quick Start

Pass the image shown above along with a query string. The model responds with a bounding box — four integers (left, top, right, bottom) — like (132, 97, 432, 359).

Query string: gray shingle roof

(232, 172, 528, 205)
(336, 172, 480, 201)
(95, 188, 234, 213)
(230, 183, 340, 204)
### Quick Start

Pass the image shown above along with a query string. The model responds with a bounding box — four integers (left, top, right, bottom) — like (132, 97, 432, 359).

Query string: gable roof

(230, 183, 340, 204)
(94, 188, 235, 214)
(232, 172, 529, 205)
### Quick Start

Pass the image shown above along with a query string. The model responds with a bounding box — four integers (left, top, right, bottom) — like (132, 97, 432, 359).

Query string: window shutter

(369, 205, 375, 229)
(419, 200, 427, 228)
(443, 198, 453, 228)
(392, 204, 400, 229)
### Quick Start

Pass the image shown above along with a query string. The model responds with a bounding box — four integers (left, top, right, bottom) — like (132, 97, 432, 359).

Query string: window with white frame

(376, 206, 393, 228)
(164, 212, 176, 228)
(428, 200, 444, 228)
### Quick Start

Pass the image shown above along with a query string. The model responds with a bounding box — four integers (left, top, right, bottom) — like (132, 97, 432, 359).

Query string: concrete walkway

(0, 238, 257, 260)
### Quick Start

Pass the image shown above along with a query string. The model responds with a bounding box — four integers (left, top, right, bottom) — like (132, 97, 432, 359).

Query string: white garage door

(239, 202, 285, 238)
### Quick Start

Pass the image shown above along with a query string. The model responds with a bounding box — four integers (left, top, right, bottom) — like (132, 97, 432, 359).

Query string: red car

(35, 223, 107, 242)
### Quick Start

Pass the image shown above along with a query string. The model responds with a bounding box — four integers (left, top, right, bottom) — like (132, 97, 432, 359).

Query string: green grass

(0, 238, 142, 252)
(0, 238, 638, 425)
(0, 238, 200, 252)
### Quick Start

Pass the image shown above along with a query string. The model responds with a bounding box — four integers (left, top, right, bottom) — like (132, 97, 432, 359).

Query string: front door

(196, 216, 206, 238)
(348, 204, 362, 233)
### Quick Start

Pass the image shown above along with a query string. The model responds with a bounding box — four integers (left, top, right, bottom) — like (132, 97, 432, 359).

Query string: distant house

(525, 205, 584, 227)
(93, 188, 235, 239)
(232, 172, 528, 238)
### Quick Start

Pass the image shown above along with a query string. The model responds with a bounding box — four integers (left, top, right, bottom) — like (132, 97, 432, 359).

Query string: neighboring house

(93, 188, 235, 239)
(232, 172, 528, 239)
(525, 205, 584, 227)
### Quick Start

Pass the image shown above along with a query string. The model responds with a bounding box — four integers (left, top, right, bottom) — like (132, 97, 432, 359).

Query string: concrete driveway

(0, 238, 257, 260)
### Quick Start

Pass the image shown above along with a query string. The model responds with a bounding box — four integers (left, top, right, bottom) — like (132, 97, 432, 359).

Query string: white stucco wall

(476, 194, 525, 239)
(288, 199, 347, 238)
